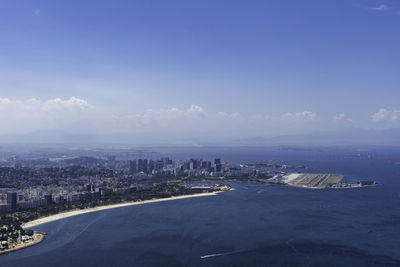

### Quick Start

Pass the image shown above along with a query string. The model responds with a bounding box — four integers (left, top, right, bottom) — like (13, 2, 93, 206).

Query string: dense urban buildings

(0, 154, 255, 214)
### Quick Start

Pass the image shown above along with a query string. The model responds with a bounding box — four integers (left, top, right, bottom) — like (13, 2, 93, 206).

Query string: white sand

(22, 192, 221, 229)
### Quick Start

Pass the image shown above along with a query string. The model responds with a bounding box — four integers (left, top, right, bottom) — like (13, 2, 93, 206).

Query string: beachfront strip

(0, 154, 379, 254)
(0, 232, 44, 255)
(1, 183, 231, 254)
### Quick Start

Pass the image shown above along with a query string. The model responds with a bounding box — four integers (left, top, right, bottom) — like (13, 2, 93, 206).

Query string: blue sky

(0, 0, 399, 140)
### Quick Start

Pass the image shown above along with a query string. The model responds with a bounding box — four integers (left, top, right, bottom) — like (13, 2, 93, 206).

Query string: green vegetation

(0, 183, 224, 248)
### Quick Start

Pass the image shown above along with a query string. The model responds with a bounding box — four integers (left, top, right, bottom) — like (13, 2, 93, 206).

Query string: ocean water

(1, 147, 400, 266)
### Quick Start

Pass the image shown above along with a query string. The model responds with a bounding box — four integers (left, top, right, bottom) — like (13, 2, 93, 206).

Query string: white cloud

(372, 108, 400, 121)
(2, 98, 399, 142)
(41, 96, 92, 111)
(0, 98, 322, 139)
(110, 108, 319, 137)
(333, 113, 352, 122)
(0, 96, 91, 111)
(216, 111, 243, 120)
(34, 9, 41, 15)
(108, 104, 209, 131)
(392, 112, 400, 121)
(0, 97, 94, 134)
(187, 104, 204, 114)
(369, 4, 391, 11)
(372, 108, 387, 121)
(280, 111, 317, 121)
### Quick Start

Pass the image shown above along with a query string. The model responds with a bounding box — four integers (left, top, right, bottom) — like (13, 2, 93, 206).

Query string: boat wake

(200, 250, 246, 259)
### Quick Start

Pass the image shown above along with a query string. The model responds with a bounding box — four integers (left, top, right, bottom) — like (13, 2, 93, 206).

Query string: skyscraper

(138, 159, 148, 173)
(149, 160, 155, 173)
(143, 159, 148, 173)
(201, 161, 208, 169)
(44, 194, 53, 205)
(155, 160, 164, 171)
(215, 164, 222, 172)
(207, 161, 212, 172)
(138, 159, 144, 172)
(7, 192, 17, 210)
(190, 159, 198, 170)
(129, 160, 137, 173)
(215, 158, 222, 172)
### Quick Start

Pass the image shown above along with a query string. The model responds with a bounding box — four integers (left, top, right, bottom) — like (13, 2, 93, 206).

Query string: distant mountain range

(231, 128, 400, 146)
(0, 128, 399, 147)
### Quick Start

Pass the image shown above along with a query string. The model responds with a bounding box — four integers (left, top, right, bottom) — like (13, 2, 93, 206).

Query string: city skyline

(2, 1, 400, 265)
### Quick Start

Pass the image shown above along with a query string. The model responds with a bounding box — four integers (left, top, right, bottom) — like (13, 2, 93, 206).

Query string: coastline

(0, 232, 45, 255)
(22, 191, 222, 229)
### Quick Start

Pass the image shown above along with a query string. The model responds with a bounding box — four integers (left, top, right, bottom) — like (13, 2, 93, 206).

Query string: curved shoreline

(22, 191, 222, 229)
(0, 232, 45, 255)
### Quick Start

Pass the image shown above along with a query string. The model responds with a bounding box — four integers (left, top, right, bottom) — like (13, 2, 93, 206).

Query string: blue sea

(2, 147, 400, 266)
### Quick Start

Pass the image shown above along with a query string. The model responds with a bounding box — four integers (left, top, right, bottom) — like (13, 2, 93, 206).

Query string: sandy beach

(0, 232, 45, 255)
(22, 191, 221, 229)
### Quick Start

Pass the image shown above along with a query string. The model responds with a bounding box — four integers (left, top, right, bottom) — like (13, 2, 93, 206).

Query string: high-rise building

(138, 159, 148, 173)
(129, 160, 137, 173)
(44, 194, 53, 205)
(214, 158, 222, 172)
(190, 159, 198, 170)
(143, 159, 148, 173)
(162, 157, 169, 165)
(215, 164, 222, 172)
(207, 161, 212, 172)
(86, 184, 95, 192)
(149, 160, 155, 173)
(138, 159, 144, 172)
(7, 192, 17, 210)
(201, 161, 208, 169)
(155, 160, 164, 170)
(183, 161, 190, 170)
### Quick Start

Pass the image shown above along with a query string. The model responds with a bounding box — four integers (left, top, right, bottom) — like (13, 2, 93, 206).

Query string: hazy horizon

(1, 0, 399, 145)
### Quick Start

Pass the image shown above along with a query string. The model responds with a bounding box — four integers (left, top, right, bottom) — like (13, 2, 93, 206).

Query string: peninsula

(264, 173, 379, 189)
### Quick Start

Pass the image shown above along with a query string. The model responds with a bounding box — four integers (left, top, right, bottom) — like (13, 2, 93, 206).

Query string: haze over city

(2, 1, 400, 266)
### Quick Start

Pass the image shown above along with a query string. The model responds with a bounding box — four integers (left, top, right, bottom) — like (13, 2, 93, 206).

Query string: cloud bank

(372, 108, 400, 121)
(0, 97, 321, 138)
(2, 97, 399, 143)
(0, 97, 93, 134)
(280, 111, 316, 121)
(333, 113, 352, 122)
